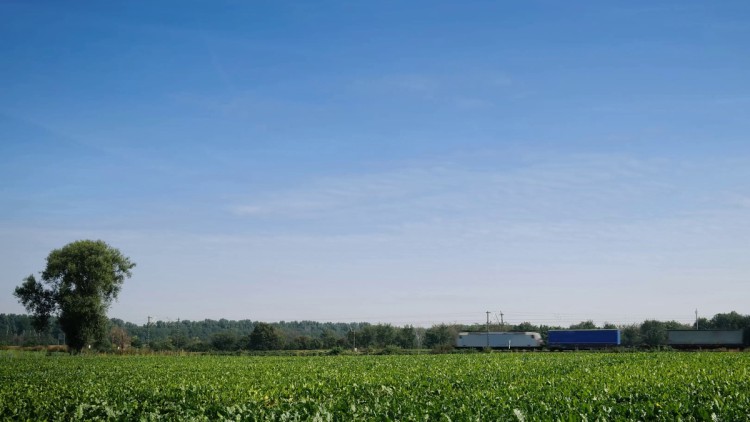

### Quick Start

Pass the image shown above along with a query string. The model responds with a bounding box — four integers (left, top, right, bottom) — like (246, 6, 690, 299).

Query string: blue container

(547, 329, 621, 349)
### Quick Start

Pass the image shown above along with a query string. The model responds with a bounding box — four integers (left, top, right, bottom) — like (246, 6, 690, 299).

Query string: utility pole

(486, 311, 491, 349)
(500, 311, 504, 330)
(349, 324, 356, 352)
(695, 309, 699, 330)
(146, 316, 152, 345)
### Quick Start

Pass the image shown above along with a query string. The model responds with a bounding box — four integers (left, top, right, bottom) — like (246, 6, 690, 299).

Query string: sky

(1, 1, 749, 327)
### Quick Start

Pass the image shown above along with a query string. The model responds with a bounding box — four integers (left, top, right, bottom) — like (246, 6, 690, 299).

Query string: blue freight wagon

(547, 329, 621, 349)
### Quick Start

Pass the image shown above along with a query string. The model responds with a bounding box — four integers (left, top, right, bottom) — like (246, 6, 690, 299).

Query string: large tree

(14, 240, 135, 353)
(424, 324, 457, 349)
(248, 322, 283, 350)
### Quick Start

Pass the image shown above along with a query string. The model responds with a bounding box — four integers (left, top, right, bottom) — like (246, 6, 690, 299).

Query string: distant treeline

(2, 312, 749, 352)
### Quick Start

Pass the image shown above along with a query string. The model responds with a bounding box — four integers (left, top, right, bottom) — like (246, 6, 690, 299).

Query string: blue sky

(2, 1, 749, 327)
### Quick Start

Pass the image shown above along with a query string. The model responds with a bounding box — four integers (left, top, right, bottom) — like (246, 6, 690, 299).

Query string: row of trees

(113, 318, 363, 348)
(4, 312, 749, 352)
(125, 321, 440, 352)
(0, 313, 63, 346)
(0, 312, 456, 352)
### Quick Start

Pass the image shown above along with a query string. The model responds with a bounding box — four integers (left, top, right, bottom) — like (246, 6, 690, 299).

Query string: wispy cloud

(351, 70, 514, 106)
(230, 153, 677, 226)
(231, 205, 265, 216)
(225, 152, 750, 273)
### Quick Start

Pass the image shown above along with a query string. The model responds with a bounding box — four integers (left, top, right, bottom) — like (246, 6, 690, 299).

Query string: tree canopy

(248, 322, 283, 350)
(14, 240, 135, 353)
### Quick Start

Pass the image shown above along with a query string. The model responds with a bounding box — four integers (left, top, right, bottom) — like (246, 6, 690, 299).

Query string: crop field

(1, 352, 748, 421)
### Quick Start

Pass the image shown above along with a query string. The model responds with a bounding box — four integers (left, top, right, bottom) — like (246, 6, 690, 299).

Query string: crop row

(1, 352, 748, 420)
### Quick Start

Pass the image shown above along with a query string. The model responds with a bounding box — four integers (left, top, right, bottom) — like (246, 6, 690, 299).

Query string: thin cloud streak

(229, 153, 726, 229)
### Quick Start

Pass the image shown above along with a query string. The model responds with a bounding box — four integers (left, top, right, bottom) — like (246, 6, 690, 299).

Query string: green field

(1, 352, 748, 420)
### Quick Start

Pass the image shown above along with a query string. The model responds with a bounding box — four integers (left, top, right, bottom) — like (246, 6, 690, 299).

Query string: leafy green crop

(1, 352, 748, 420)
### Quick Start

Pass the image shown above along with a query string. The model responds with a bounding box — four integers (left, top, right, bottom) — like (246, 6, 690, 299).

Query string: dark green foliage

(319, 329, 338, 348)
(327, 346, 345, 355)
(424, 324, 456, 349)
(515, 321, 537, 332)
(248, 322, 283, 350)
(13, 275, 56, 333)
(13, 240, 135, 353)
(569, 320, 598, 330)
(640, 320, 690, 347)
(130, 336, 143, 349)
(620, 324, 642, 347)
(378, 345, 403, 355)
(395, 325, 416, 348)
(286, 335, 321, 350)
(706, 311, 749, 330)
(211, 331, 239, 351)
(148, 338, 175, 352)
(0, 314, 63, 346)
(373, 324, 395, 347)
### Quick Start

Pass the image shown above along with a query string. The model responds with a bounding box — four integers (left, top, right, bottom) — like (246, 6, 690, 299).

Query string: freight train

(456, 332, 543, 349)
(667, 329, 744, 349)
(455, 329, 745, 350)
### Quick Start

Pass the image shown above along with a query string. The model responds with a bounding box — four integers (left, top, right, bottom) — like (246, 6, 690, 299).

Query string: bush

(328, 346, 345, 356)
(430, 344, 455, 354)
(378, 345, 403, 355)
